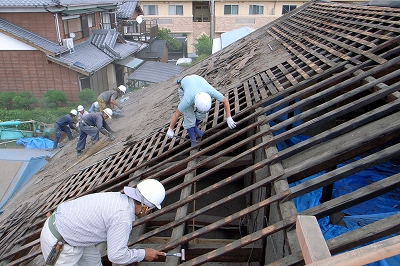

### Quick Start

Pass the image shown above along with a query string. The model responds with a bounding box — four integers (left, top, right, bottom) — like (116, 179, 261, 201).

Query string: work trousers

(97, 98, 111, 112)
(53, 123, 73, 149)
(76, 123, 100, 152)
(178, 88, 207, 129)
(40, 217, 102, 266)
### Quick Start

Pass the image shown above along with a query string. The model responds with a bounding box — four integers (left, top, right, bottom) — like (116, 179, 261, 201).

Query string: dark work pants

(76, 124, 100, 152)
(53, 123, 73, 149)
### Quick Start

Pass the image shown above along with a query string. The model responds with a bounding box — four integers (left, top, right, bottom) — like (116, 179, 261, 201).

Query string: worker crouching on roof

(53, 109, 78, 150)
(40, 179, 167, 265)
(166, 74, 237, 146)
(97, 85, 126, 113)
(76, 108, 115, 155)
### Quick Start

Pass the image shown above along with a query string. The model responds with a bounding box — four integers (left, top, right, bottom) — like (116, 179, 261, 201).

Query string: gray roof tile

(48, 37, 140, 74)
(0, 18, 68, 55)
(117, 0, 138, 19)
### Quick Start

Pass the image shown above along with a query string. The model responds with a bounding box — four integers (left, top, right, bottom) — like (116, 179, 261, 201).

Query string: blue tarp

(16, 137, 54, 150)
(266, 99, 400, 265)
(0, 156, 48, 212)
(283, 136, 400, 265)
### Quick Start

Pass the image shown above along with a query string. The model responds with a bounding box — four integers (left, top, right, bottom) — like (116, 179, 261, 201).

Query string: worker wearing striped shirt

(40, 179, 166, 265)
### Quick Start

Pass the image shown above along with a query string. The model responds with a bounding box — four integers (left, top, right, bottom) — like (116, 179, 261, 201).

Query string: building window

(143, 5, 158, 15)
(249, 5, 263, 15)
(87, 14, 95, 27)
(63, 16, 84, 39)
(282, 5, 296, 14)
(224, 5, 238, 15)
(169, 5, 183, 15)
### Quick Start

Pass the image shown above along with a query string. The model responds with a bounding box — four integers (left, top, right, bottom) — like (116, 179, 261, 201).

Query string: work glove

(227, 117, 237, 129)
(166, 128, 175, 138)
(108, 133, 116, 141)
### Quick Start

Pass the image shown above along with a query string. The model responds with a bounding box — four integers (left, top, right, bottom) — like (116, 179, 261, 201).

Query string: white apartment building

(138, 0, 367, 58)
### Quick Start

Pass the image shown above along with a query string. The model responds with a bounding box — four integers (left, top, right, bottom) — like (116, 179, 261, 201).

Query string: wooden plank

(266, 69, 284, 92)
(277, 63, 298, 86)
(307, 235, 400, 266)
(248, 77, 260, 102)
(259, 71, 278, 95)
(296, 215, 331, 264)
(287, 59, 310, 80)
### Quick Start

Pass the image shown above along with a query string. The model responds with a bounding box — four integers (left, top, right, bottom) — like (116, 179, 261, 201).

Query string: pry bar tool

(164, 249, 186, 260)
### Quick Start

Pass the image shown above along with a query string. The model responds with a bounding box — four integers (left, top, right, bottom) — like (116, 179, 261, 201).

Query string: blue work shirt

(56, 114, 76, 129)
(178, 75, 224, 113)
(81, 112, 113, 135)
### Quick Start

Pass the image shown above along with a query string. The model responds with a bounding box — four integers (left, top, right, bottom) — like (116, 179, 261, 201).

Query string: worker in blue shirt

(53, 110, 77, 149)
(89, 101, 100, 113)
(166, 74, 237, 146)
(76, 108, 115, 155)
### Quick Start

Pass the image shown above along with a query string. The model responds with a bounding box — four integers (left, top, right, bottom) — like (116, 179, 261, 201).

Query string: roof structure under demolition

(1, 0, 400, 265)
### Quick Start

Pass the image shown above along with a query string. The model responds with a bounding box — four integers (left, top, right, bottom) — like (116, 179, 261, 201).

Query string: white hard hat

(77, 105, 84, 112)
(94, 101, 99, 108)
(118, 85, 127, 94)
(103, 108, 113, 119)
(124, 179, 165, 209)
(194, 92, 212, 113)
(70, 109, 78, 116)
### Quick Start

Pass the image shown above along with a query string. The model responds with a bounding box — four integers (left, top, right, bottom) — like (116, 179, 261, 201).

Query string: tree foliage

(193, 34, 212, 57)
(158, 28, 182, 50)
(0, 91, 18, 110)
(12, 91, 37, 110)
(40, 90, 68, 108)
(78, 88, 97, 108)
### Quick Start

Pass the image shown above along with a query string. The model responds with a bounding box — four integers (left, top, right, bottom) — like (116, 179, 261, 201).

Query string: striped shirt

(56, 192, 145, 264)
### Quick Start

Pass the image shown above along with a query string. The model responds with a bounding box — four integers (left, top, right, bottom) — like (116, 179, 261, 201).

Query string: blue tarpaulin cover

(16, 137, 54, 150)
(266, 99, 400, 265)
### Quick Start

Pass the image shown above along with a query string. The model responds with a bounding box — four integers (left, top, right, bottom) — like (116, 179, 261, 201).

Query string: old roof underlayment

(1, 1, 400, 265)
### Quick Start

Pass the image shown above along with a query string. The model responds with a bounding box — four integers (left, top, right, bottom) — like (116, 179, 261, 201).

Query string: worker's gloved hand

(108, 133, 116, 141)
(227, 117, 237, 129)
(166, 128, 174, 138)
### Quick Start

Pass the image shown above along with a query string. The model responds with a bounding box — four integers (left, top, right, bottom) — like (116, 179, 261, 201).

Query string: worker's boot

(187, 127, 197, 146)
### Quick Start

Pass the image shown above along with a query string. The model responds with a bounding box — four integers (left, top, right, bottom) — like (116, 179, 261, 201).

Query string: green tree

(40, 90, 68, 108)
(193, 34, 212, 57)
(0, 91, 18, 110)
(78, 88, 97, 108)
(12, 91, 37, 110)
(158, 28, 182, 50)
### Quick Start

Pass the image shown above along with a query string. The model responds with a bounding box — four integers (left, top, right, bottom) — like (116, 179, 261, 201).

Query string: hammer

(164, 248, 186, 261)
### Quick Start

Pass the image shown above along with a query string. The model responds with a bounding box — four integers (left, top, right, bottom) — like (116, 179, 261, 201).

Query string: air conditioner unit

(62, 38, 74, 53)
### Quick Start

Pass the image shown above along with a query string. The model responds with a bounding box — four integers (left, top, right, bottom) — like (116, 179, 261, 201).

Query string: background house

(138, 0, 368, 60)
(0, 0, 144, 102)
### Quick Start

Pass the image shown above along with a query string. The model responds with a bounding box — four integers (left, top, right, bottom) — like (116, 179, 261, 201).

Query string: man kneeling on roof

(40, 179, 167, 265)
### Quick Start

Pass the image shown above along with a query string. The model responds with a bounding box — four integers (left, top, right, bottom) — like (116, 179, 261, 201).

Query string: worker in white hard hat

(166, 74, 237, 146)
(76, 108, 115, 155)
(89, 101, 100, 113)
(76, 105, 88, 128)
(52, 109, 78, 150)
(40, 179, 167, 265)
(97, 85, 126, 113)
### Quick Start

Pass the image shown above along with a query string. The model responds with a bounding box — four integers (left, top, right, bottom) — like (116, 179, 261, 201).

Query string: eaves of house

(0, 18, 68, 57)
(1, 1, 400, 265)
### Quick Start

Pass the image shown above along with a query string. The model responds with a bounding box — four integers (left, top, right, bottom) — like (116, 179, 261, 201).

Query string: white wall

(0, 32, 37, 50)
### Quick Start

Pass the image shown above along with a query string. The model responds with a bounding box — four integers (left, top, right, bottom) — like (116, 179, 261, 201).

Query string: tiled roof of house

(116, 0, 138, 19)
(0, 18, 68, 56)
(0, 0, 120, 7)
(48, 30, 141, 75)
(136, 39, 167, 60)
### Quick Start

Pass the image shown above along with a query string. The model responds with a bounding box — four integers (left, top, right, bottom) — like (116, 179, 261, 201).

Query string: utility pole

(210, 0, 214, 41)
